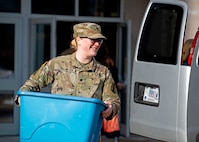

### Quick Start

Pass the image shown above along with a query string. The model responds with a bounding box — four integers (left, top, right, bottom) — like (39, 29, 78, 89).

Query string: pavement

(101, 134, 163, 142)
(0, 134, 163, 142)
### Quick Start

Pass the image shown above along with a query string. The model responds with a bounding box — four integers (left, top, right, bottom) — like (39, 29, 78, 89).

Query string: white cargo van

(130, 0, 199, 142)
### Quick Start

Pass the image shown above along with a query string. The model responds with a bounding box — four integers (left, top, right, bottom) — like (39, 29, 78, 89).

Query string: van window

(137, 3, 183, 64)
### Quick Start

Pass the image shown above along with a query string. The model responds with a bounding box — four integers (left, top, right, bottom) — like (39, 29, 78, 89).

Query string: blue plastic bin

(17, 91, 106, 142)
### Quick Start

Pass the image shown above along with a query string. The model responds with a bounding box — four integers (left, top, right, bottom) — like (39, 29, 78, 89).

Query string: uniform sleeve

(102, 71, 121, 119)
(19, 61, 54, 92)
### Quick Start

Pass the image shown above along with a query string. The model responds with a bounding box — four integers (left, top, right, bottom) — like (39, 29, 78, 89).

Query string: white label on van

(143, 86, 159, 104)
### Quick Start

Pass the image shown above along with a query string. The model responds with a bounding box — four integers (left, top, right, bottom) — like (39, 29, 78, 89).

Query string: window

(56, 21, 75, 56)
(137, 3, 183, 64)
(31, 0, 74, 15)
(34, 24, 51, 69)
(0, 24, 15, 79)
(0, 0, 21, 13)
(31, 0, 120, 18)
(79, 0, 120, 17)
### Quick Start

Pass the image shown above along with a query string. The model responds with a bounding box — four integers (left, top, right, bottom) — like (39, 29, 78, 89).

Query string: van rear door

(130, 0, 188, 141)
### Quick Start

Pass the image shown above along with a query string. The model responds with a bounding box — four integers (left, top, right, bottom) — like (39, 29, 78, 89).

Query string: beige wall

(183, 0, 199, 40)
(124, 0, 149, 54)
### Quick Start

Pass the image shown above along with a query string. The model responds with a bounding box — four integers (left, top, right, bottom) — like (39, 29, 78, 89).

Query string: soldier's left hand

(101, 101, 113, 118)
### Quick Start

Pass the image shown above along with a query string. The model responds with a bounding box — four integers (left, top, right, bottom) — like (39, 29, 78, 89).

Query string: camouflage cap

(73, 22, 106, 39)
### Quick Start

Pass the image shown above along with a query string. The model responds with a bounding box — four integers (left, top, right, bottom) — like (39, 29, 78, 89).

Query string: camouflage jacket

(18, 53, 120, 117)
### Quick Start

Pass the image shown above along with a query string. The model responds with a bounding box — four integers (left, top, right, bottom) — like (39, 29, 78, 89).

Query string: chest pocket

(52, 68, 76, 95)
(76, 71, 104, 98)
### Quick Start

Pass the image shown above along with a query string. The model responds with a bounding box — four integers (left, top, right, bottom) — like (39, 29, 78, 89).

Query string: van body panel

(131, 62, 191, 142)
(130, 0, 188, 141)
(187, 39, 199, 142)
(177, 66, 190, 141)
(130, 63, 179, 141)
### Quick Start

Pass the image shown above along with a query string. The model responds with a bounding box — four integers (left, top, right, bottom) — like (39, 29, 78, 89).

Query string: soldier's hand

(15, 96, 20, 106)
(101, 101, 113, 118)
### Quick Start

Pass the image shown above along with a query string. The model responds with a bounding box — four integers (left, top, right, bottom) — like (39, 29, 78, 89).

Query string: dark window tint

(34, 24, 51, 70)
(0, 24, 15, 79)
(0, 0, 21, 13)
(137, 3, 183, 64)
(79, 0, 120, 17)
(31, 0, 74, 15)
(56, 21, 75, 56)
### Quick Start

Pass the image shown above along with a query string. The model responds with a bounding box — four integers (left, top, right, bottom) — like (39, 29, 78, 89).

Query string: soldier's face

(80, 37, 102, 57)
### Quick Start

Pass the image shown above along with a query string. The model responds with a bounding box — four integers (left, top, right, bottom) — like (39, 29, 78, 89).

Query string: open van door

(187, 30, 199, 141)
(130, 0, 189, 141)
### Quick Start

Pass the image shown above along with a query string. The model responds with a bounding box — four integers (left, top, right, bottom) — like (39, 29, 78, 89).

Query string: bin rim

(17, 90, 106, 107)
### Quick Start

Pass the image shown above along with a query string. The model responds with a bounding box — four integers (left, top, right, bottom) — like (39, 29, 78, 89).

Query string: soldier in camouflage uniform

(15, 22, 120, 121)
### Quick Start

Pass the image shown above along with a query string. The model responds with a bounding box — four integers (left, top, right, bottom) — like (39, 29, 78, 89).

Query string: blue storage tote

(17, 91, 106, 142)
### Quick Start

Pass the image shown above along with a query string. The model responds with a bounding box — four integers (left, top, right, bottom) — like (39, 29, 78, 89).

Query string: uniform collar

(71, 52, 97, 71)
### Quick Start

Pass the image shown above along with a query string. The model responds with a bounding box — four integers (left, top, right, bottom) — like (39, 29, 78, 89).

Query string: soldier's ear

(76, 37, 81, 42)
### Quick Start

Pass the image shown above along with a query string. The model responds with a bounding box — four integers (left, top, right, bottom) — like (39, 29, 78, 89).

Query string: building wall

(183, 0, 199, 40)
(124, 0, 149, 55)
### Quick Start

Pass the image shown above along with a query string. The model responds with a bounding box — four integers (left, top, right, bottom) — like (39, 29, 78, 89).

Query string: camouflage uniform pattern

(19, 53, 120, 118)
(73, 22, 107, 39)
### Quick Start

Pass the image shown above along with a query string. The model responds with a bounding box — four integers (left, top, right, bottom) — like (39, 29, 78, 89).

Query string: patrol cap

(73, 22, 106, 39)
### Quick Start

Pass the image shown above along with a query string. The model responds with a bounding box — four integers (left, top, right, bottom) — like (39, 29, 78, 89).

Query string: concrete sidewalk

(0, 134, 163, 142)
(101, 134, 163, 142)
